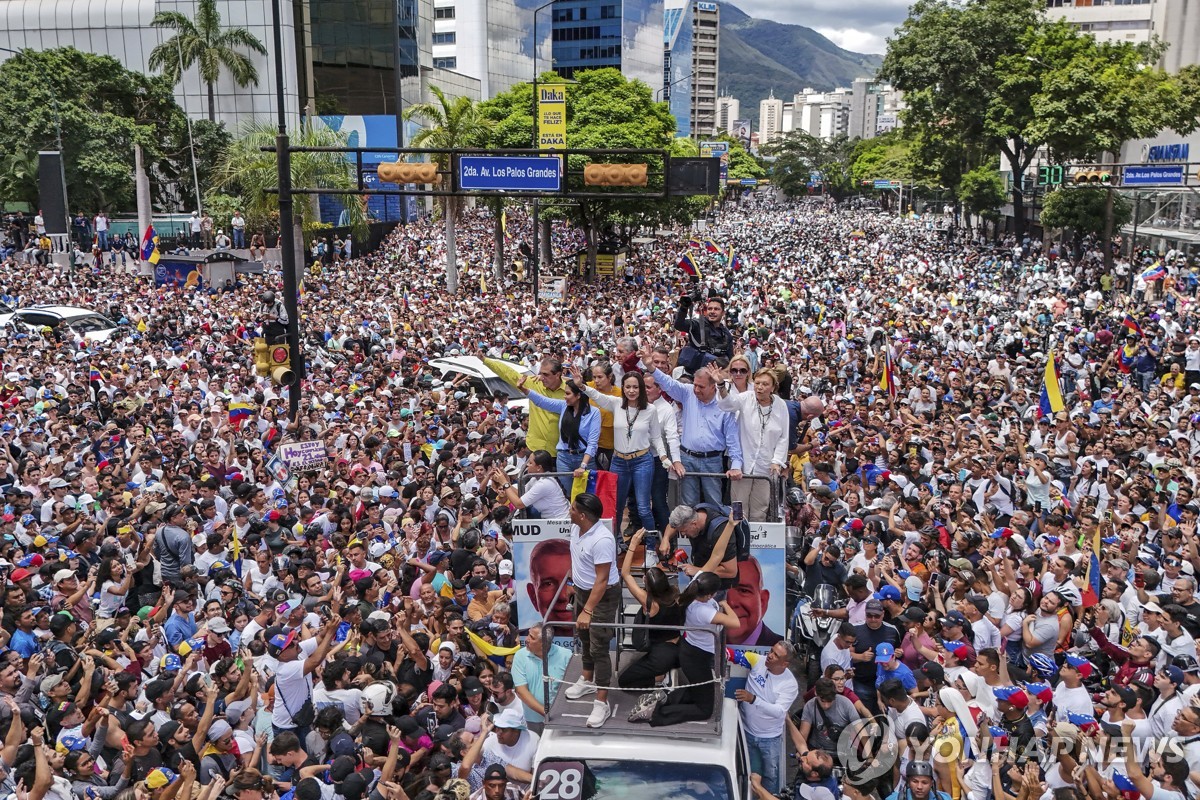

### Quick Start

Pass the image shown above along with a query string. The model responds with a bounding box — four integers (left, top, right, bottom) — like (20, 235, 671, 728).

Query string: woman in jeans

(571, 365, 663, 535)
(521, 373, 601, 494)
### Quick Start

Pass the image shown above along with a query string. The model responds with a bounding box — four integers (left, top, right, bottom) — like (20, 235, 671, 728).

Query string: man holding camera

(674, 289, 734, 375)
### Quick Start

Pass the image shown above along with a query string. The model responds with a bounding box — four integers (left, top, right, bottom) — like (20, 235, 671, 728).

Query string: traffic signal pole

(272, 0, 303, 420)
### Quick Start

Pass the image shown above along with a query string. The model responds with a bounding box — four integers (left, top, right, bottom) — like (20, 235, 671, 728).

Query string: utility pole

(272, 0, 303, 419)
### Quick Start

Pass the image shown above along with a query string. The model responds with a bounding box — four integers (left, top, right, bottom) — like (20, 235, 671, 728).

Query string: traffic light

(583, 163, 649, 187)
(1072, 170, 1112, 185)
(253, 338, 270, 377)
(377, 161, 441, 185)
(266, 342, 295, 386)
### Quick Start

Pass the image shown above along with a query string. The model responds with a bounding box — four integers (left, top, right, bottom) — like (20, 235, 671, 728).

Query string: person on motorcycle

(885, 761, 950, 800)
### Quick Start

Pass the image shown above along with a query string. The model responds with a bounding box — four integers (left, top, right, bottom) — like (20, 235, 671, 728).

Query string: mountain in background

(717, 2, 883, 130)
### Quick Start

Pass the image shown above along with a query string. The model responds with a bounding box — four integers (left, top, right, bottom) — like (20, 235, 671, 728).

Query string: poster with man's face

(511, 518, 578, 629)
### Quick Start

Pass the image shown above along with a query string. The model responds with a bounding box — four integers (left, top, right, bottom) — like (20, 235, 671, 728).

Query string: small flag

(879, 347, 897, 400)
(677, 252, 702, 280)
(140, 225, 160, 265)
(228, 402, 255, 424)
(500, 209, 509, 240)
(1038, 350, 1065, 417)
(1122, 315, 1144, 337)
(703, 239, 719, 254)
(729, 246, 744, 271)
(686, 238, 702, 250)
(1082, 526, 1102, 607)
(1117, 342, 1137, 373)
(725, 647, 762, 668)
(89, 368, 102, 384)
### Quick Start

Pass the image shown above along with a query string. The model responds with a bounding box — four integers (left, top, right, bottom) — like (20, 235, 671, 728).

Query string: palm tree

(214, 120, 368, 266)
(148, 0, 267, 123)
(404, 86, 490, 293)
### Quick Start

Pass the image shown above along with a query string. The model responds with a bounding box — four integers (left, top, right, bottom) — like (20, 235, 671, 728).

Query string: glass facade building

(663, 0, 692, 138)
(550, 0, 663, 87)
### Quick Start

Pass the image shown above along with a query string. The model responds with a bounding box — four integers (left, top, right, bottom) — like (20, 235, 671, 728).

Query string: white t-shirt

(569, 521, 618, 590)
(481, 729, 540, 781)
(313, 684, 363, 724)
(684, 598, 720, 653)
(520, 477, 570, 519)
(272, 637, 318, 729)
(1052, 683, 1094, 718)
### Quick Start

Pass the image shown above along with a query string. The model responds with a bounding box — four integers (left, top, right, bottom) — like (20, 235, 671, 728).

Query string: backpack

(695, 503, 751, 563)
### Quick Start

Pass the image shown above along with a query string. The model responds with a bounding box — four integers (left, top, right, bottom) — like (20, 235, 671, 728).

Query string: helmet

(272, 555, 292, 573)
(906, 761, 935, 779)
(360, 681, 397, 717)
(786, 487, 805, 507)
(260, 291, 276, 305)
(1027, 653, 1059, 678)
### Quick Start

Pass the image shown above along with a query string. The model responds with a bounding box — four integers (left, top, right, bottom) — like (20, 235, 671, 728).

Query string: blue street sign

(458, 156, 561, 192)
(1123, 165, 1183, 186)
(740, 178, 758, 186)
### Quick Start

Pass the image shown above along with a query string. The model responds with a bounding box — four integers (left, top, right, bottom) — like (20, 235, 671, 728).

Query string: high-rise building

(847, 78, 904, 140)
(663, 0, 694, 137)
(429, 0, 544, 98)
(716, 95, 739, 133)
(793, 87, 850, 140)
(759, 91, 783, 144)
(550, 0, 664, 88)
(690, 0, 718, 137)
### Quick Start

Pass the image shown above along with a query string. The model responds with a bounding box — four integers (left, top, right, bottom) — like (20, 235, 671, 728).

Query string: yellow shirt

(484, 357, 565, 454)
(588, 383, 621, 451)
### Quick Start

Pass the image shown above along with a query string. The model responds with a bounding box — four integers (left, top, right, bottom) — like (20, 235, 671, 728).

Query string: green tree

(213, 120, 367, 253)
(1039, 187, 1132, 256)
(148, 0, 267, 123)
(850, 130, 914, 189)
(404, 86, 490, 293)
(957, 165, 1007, 233)
(881, 0, 1045, 237)
(0, 47, 190, 211)
(712, 135, 766, 181)
(767, 132, 856, 199)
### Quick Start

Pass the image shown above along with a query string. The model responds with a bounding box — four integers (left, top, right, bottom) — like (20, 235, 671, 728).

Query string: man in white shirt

(268, 619, 339, 738)
(820, 629, 856, 672)
(737, 641, 799, 795)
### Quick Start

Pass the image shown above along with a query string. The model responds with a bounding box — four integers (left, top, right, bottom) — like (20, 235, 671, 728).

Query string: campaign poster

(510, 518, 575, 636)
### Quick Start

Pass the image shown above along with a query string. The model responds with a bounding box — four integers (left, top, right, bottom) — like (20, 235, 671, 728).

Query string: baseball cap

(144, 768, 179, 790)
(268, 627, 299, 654)
(1064, 654, 1095, 679)
(225, 698, 253, 725)
(1163, 665, 1185, 686)
(992, 686, 1029, 709)
(493, 708, 526, 730)
(39, 674, 65, 695)
(865, 599, 885, 614)
(939, 611, 967, 628)
(875, 643, 896, 662)
(53, 569, 75, 584)
(498, 559, 514, 576)
(874, 585, 901, 603)
(10, 567, 30, 582)
(207, 617, 231, 634)
(484, 764, 507, 782)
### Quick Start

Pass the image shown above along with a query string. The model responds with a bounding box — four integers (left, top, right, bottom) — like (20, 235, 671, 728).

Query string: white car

(427, 355, 531, 414)
(10, 305, 122, 342)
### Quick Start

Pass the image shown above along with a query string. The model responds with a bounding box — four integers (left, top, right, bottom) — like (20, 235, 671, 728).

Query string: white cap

(498, 559, 514, 576)
(53, 568, 75, 584)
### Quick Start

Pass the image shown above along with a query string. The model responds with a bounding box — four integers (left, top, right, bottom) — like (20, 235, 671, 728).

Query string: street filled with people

(0, 193, 1196, 800)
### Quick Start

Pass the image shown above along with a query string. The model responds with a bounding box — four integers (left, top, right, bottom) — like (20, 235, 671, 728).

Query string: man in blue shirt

(510, 621, 571, 731)
(642, 348, 743, 509)
(163, 590, 198, 648)
(874, 642, 916, 692)
(8, 606, 39, 659)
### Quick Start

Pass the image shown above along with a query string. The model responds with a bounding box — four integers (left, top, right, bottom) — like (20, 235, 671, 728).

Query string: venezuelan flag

(1081, 525, 1101, 608)
(1121, 314, 1144, 337)
(140, 225, 160, 265)
(686, 238, 702, 250)
(729, 246, 744, 271)
(501, 209, 509, 240)
(1141, 262, 1166, 281)
(879, 347, 897, 400)
(677, 252, 702, 280)
(228, 402, 255, 424)
(703, 239, 719, 254)
(1038, 350, 1065, 417)
(89, 368, 102, 383)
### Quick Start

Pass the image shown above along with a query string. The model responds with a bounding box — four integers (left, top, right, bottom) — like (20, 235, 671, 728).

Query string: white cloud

(815, 26, 889, 54)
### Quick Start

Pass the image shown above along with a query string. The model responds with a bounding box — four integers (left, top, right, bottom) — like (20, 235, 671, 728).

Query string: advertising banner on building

(733, 119, 751, 150)
(538, 84, 568, 150)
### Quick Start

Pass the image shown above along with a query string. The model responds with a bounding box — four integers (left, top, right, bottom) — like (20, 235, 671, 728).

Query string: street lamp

(655, 70, 694, 102)
(530, 0, 560, 305)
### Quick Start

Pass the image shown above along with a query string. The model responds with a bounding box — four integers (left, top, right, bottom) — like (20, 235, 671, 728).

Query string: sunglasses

(730, 367, 749, 374)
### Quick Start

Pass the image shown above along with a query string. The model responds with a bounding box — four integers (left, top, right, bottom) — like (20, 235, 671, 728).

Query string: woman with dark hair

(520, 373, 601, 494)
(646, 570, 738, 726)
(572, 365, 664, 535)
(617, 529, 684, 691)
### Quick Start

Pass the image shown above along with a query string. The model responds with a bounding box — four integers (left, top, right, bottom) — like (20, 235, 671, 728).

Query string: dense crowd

(0, 190, 1196, 800)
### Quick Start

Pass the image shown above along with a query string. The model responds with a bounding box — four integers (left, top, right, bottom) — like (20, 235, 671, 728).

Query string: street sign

(873, 179, 902, 189)
(740, 178, 758, 186)
(278, 440, 328, 472)
(1123, 165, 1184, 186)
(458, 156, 561, 192)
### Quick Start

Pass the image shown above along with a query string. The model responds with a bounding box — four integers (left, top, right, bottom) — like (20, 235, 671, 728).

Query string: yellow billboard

(538, 84, 567, 150)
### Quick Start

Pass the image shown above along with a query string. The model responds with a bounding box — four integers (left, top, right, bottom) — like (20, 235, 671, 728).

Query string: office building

(550, 0, 664, 88)
(847, 78, 904, 140)
(1045, 1, 1198, 72)
(663, 0, 694, 137)
(716, 95, 739, 133)
(690, 0, 718, 137)
(792, 87, 850, 140)
(759, 91, 783, 144)
(430, 0, 541, 98)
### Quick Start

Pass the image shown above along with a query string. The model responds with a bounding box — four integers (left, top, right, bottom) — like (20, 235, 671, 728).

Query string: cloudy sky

(731, 0, 912, 55)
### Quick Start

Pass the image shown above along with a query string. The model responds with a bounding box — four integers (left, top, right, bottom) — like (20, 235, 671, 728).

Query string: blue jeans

(680, 452, 724, 508)
(612, 452, 655, 533)
(96, 231, 109, 250)
(557, 450, 585, 495)
(651, 458, 670, 530)
(746, 732, 783, 795)
(233, 228, 245, 248)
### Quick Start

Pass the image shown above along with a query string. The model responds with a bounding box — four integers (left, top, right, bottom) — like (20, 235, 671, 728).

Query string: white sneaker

(586, 700, 612, 728)
(565, 679, 597, 700)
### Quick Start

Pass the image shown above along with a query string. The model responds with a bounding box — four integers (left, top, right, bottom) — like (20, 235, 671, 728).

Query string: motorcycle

(790, 583, 845, 686)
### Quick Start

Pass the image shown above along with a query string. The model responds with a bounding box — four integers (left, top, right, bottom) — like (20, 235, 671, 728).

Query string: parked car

(10, 305, 122, 342)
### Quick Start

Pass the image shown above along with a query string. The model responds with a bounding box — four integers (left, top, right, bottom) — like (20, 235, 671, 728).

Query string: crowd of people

(0, 188, 1196, 800)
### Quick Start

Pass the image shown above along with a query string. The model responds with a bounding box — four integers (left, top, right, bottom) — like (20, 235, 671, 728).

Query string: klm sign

(1147, 143, 1190, 162)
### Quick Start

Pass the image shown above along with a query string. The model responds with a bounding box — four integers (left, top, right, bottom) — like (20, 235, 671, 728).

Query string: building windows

(432, 31, 456, 43)
(433, 56, 457, 68)
(552, 26, 602, 41)
(434, 6, 456, 18)
(552, 8, 574, 21)
(600, 5, 618, 18)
